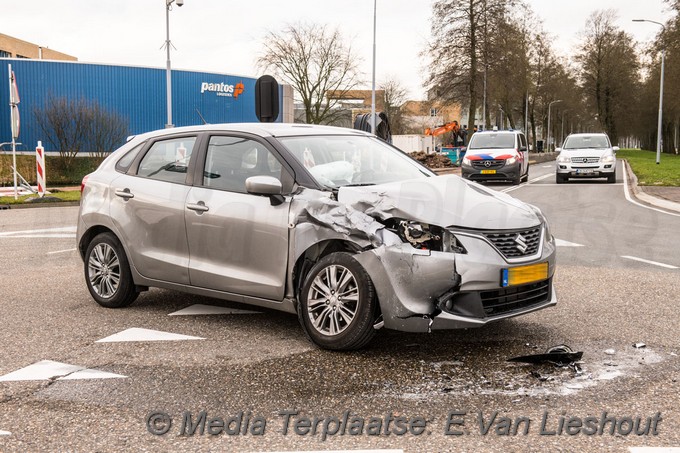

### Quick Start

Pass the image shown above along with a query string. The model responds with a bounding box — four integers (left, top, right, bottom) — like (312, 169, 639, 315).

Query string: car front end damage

(290, 175, 557, 334)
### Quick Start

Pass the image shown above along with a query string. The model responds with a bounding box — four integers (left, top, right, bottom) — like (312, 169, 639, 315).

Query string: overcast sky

(1, 0, 674, 100)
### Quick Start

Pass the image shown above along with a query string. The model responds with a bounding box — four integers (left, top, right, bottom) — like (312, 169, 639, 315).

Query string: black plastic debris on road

(507, 344, 583, 367)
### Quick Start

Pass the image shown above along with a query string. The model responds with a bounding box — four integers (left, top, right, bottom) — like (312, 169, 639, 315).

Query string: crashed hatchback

(77, 123, 557, 350)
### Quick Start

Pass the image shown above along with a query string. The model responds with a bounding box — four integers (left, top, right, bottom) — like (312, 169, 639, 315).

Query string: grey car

(77, 123, 557, 350)
(556, 133, 619, 183)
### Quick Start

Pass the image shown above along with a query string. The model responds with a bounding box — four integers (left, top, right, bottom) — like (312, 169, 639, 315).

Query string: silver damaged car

(77, 123, 557, 350)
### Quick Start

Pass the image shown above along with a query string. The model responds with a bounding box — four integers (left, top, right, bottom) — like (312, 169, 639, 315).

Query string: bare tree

(380, 76, 409, 135)
(34, 96, 129, 170)
(576, 10, 639, 142)
(426, 0, 513, 128)
(257, 23, 362, 125)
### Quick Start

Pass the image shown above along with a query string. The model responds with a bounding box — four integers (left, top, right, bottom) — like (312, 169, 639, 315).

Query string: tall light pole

(164, 0, 184, 128)
(547, 99, 562, 152)
(633, 19, 666, 164)
(370, 0, 377, 135)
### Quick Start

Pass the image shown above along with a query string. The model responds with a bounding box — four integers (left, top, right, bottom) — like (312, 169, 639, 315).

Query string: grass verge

(618, 149, 680, 186)
(0, 190, 80, 205)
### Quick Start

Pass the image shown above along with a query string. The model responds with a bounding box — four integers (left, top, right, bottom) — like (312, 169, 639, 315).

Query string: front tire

(607, 172, 616, 183)
(556, 173, 567, 184)
(298, 252, 377, 350)
(84, 232, 139, 308)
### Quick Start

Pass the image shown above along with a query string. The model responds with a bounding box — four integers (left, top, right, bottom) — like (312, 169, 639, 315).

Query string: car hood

(465, 149, 517, 160)
(337, 175, 539, 230)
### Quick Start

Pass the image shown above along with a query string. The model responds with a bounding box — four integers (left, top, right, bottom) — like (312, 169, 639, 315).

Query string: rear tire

(84, 232, 139, 308)
(298, 252, 377, 350)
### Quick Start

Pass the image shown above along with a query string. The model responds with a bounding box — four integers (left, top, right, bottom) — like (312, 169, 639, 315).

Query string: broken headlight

(385, 219, 467, 254)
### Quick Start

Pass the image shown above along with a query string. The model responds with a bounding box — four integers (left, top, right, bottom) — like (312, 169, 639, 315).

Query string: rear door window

(136, 137, 197, 184)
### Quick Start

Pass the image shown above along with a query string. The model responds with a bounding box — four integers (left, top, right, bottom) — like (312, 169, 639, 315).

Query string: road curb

(623, 159, 680, 214)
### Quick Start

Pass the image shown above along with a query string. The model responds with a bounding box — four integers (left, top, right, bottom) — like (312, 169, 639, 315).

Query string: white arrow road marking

(0, 360, 126, 382)
(95, 327, 205, 343)
(0, 226, 77, 239)
(169, 304, 262, 316)
(555, 239, 584, 247)
(501, 173, 554, 193)
(621, 256, 678, 270)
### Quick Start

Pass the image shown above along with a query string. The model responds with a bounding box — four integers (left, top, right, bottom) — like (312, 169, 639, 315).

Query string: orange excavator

(425, 120, 460, 137)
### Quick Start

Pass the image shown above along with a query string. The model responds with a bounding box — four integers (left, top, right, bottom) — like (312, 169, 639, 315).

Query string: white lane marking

(95, 327, 205, 343)
(261, 451, 403, 453)
(0, 226, 77, 239)
(622, 162, 680, 218)
(629, 448, 680, 452)
(0, 360, 126, 382)
(169, 304, 262, 316)
(621, 256, 678, 270)
(47, 248, 78, 255)
(0, 226, 76, 236)
(501, 172, 554, 193)
(555, 239, 584, 247)
(0, 430, 10, 436)
(541, 165, 552, 168)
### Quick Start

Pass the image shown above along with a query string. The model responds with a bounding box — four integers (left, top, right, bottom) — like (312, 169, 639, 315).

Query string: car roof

(565, 133, 608, 137)
(130, 123, 371, 142)
(473, 130, 523, 135)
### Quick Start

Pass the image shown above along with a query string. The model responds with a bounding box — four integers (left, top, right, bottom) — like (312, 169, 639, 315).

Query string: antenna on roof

(195, 108, 208, 125)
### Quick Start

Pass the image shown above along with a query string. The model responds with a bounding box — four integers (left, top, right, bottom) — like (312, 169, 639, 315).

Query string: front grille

(471, 159, 505, 169)
(481, 279, 551, 316)
(570, 157, 600, 163)
(481, 226, 541, 258)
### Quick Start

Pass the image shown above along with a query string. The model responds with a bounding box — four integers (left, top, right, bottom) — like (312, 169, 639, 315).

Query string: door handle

(115, 188, 134, 199)
(186, 202, 209, 213)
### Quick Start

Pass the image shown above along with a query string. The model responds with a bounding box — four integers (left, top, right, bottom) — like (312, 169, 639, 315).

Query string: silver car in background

(77, 123, 557, 350)
(555, 133, 619, 183)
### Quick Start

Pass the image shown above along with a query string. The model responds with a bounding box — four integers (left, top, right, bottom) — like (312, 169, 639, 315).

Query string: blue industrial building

(0, 58, 281, 152)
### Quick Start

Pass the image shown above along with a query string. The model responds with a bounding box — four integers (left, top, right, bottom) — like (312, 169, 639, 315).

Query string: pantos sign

(200, 81, 245, 99)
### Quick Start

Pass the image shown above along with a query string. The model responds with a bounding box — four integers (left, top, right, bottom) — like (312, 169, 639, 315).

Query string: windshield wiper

(344, 183, 376, 187)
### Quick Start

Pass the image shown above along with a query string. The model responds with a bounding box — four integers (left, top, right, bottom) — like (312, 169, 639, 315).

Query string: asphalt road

(0, 160, 678, 453)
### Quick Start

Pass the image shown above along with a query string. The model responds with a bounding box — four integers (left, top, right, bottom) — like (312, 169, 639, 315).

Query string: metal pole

(165, 0, 173, 128)
(370, 0, 377, 135)
(482, 66, 486, 130)
(8, 64, 18, 199)
(656, 48, 665, 164)
(547, 104, 551, 153)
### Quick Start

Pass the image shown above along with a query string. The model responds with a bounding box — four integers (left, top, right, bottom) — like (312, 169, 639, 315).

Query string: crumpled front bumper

(354, 231, 557, 333)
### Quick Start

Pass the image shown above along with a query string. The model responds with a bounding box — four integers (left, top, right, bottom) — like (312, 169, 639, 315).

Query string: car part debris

(633, 342, 646, 349)
(508, 344, 583, 367)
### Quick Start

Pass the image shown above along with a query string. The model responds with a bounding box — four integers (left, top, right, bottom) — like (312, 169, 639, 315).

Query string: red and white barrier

(36, 141, 46, 198)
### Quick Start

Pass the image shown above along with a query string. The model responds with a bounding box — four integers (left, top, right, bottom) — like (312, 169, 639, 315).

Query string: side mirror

(246, 175, 284, 206)
(519, 146, 528, 152)
(613, 146, 620, 153)
(555, 147, 562, 152)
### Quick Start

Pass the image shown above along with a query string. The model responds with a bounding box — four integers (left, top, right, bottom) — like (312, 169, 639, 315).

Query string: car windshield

(278, 135, 433, 188)
(467, 133, 516, 150)
(563, 135, 610, 149)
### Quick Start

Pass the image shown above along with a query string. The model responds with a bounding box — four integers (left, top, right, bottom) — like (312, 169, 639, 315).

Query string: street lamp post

(633, 19, 665, 164)
(165, 0, 184, 128)
(547, 99, 562, 152)
(370, 0, 377, 135)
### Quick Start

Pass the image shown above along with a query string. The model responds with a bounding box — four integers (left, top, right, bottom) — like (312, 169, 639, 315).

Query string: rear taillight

(80, 174, 90, 194)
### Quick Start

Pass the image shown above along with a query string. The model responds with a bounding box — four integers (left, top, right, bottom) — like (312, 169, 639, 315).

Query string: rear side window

(203, 136, 285, 193)
(137, 137, 197, 184)
(115, 143, 144, 173)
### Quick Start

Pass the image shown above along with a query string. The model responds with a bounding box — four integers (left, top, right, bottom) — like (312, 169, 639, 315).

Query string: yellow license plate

(481, 169, 496, 174)
(502, 262, 549, 287)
